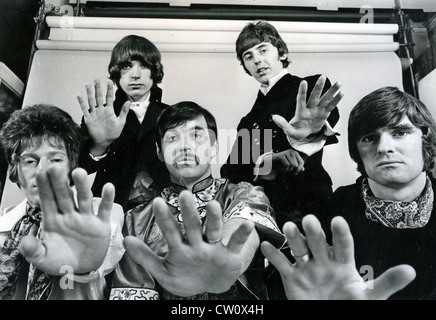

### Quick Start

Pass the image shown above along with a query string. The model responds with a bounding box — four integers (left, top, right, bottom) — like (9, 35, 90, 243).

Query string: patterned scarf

(0, 204, 52, 300)
(362, 176, 433, 228)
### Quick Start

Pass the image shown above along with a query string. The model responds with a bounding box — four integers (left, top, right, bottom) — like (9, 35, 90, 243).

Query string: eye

(243, 54, 253, 61)
(49, 157, 65, 164)
(164, 134, 177, 142)
(20, 158, 38, 167)
(260, 48, 267, 54)
(393, 130, 408, 137)
(120, 62, 132, 70)
(360, 134, 376, 143)
(194, 132, 204, 140)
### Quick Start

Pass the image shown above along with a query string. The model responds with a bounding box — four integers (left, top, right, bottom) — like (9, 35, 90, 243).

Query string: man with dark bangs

(323, 87, 436, 300)
(221, 20, 343, 231)
(78, 35, 169, 212)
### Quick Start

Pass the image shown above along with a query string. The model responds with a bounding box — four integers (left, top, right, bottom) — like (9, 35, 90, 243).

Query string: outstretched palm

(78, 79, 130, 149)
(261, 215, 416, 300)
(19, 167, 114, 275)
(123, 191, 255, 297)
(273, 75, 344, 140)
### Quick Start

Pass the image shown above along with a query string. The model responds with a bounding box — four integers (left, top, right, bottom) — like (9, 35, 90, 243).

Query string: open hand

(77, 79, 131, 154)
(273, 76, 343, 140)
(261, 214, 416, 300)
(123, 190, 255, 297)
(18, 166, 115, 275)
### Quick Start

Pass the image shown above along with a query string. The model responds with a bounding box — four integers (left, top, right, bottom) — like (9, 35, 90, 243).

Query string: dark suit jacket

(221, 73, 340, 229)
(79, 85, 169, 211)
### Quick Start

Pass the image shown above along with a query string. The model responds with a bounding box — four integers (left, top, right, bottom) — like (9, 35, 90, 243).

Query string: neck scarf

(25, 233, 53, 300)
(362, 176, 433, 228)
(0, 204, 41, 299)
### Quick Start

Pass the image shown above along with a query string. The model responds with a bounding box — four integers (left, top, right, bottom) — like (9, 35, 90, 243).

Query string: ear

(210, 141, 218, 158)
(280, 53, 288, 62)
(156, 143, 164, 162)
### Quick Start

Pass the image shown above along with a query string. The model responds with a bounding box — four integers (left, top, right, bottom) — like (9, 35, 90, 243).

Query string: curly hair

(0, 104, 83, 185)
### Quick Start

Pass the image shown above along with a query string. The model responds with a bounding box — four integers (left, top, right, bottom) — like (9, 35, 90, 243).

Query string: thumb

(272, 114, 293, 137)
(18, 235, 47, 265)
(119, 101, 131, 122)
(369, 264, 416, 300)
(123, 236, 165, 279)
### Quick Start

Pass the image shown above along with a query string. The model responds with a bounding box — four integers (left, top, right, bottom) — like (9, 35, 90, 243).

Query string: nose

(376, 132, 395, 154)
(174, 135, 195, 155)
(253, 52, 262, 65)
(130, 64, 141, 79)
(36, 157, 49, 171)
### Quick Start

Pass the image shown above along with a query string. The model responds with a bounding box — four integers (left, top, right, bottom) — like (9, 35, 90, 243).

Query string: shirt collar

(168, 175, 215, 194)
(128, 91, 151, 108)
(259, 68, 289, 95)
(0, 200, 28, 232)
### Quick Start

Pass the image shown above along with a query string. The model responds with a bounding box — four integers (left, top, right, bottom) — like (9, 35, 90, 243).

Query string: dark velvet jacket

(323, 175, 436, 300)
(79, 85, 169, 211)
(221, 73, 339, 229)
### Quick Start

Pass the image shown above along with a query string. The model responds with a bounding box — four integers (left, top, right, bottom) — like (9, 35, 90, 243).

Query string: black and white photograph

(0, 0, 435, 308)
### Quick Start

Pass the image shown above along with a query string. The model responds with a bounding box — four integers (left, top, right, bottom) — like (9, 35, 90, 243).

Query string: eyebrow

(163, 125, 207, 135)
(242, 43, 268, 57)
(20, 150, 67, 158)
(192, 125, 207, 131)
(389, 123, 416, 131)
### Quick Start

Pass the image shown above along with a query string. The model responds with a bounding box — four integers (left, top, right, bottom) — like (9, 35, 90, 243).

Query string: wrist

(90, 143, 111, 157)
(310, 124, 326, 136)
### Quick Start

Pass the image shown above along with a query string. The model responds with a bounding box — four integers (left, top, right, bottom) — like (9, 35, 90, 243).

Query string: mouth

(257, 67, 269, 75)
(377, 160, 402, 167)
(173, 155, 199, 167)
(129, 83, 144, 88)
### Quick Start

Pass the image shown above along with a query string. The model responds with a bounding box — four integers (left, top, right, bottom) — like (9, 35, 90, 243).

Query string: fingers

(77, 95, 90, 117)
(272, 115, 305, 141)
(86, 83, 95, 112)
(261, 241, 293, 275)
(296, 80, 308, 109)
(322, 82, 344, 111)
(119, 101, 131, 123)
(272, 114, 291, 134)
(226, 220, 254, 253)
(35, 165, 57, 225)
(283, 150, 305, 174)
(72, 168, 93, 213)
(204, 200, 223, 244)
(79, 79, 112, 116)
(18, 235, 47, 266)
(45, 166, 76, 214)
(98, 182, 115, 223)
(106, 81, 114, 107)
(330, 216, 355, 264)
(306, 76, 326, 106)
(305, 76, 343, 112)
(369, 265, 416, 300)
(152, 197, 184, 249)
(178, 191, 203, 245)
(282, 221, 309, 260)
(301, 214, 329, 261)
(94, 79, 104, 107)
(123, 235, 166, 280)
